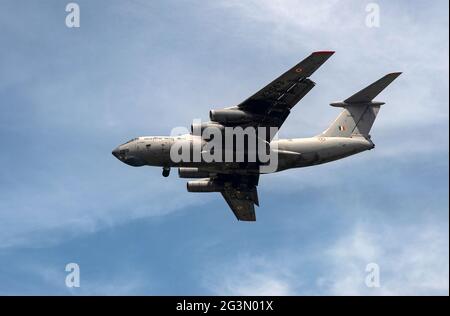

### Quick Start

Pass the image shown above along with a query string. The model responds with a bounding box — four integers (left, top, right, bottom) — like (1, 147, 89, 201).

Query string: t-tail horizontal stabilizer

(321, 72, 402, 138)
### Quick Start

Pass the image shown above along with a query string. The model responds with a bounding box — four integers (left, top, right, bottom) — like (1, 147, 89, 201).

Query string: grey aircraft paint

(112, 52, 401, 221)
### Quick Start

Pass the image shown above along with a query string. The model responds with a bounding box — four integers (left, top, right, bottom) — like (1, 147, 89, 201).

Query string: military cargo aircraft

(112, 51, 401, 221)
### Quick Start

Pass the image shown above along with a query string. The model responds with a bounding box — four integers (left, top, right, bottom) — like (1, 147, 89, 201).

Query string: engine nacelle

(178, 167, 210, 179)
(190, 122, 225, 135)
(186, 179, 224, 192)
(209, 109, 253, 124)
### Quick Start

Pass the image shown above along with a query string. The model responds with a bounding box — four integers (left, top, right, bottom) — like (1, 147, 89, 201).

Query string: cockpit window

(124, 138, 137, 145)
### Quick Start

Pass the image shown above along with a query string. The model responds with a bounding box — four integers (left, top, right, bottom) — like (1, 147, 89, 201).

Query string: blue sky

(0, 0, 448, 295)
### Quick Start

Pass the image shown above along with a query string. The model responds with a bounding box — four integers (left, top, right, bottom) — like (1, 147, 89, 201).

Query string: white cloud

(219, 0, 346, 31)
(203, 255, 294, 295)
(203, 221, 449, 295)
(320, 222, 449, 295)
(0, 168, 212, 248)
(16, 262, 147, 295)
(215, 0, 449, 152)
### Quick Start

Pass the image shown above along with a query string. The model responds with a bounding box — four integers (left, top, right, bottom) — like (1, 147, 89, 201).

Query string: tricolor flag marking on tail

(338, 125, 346, 131)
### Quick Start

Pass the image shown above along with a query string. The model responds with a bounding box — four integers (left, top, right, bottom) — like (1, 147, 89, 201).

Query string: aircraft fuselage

(112, 135, 374, 174)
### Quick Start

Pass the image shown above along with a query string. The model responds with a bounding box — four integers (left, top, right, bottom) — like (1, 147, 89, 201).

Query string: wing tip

(383, 72, 402, 82)
(313, 50, 335, 55)
(388, 71, 402, 77)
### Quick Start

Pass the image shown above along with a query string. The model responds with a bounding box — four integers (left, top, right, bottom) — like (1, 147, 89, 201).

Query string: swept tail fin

(320, 72, 401, 138)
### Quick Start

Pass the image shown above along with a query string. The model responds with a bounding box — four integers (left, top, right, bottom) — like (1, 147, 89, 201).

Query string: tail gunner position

(112, 51, 401, 221)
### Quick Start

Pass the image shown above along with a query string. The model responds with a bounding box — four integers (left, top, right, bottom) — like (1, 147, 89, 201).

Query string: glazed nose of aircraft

(112, 147, 120, 159)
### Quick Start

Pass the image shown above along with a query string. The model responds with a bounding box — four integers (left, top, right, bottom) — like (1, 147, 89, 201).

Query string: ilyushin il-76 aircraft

(112, 51, 401, 221)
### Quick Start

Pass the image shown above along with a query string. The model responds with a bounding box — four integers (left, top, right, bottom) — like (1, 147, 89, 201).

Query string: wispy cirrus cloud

(202, 221, 449, 296)
(320, 222, 449, 295)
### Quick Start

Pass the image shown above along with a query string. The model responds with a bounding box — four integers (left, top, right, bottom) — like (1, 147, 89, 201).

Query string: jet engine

(209, 109, 253, 124)
(178, 167, 210, 178)
(190, 122, 225, 134)
(186, 179, 224, 192)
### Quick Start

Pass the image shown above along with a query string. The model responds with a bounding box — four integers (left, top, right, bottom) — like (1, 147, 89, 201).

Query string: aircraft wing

(221, 187, 258, 221)
(236, 51, 334, 135)
(217, 174, 259, 221)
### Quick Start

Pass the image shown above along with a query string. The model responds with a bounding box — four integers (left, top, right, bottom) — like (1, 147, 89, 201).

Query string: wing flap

(221, 191, 256, 221)
(221, 185, 259, 221)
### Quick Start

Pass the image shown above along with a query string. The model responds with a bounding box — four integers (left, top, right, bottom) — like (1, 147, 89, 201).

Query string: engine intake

(186, 179, 224, 192)
(178, 167, 210, 179)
